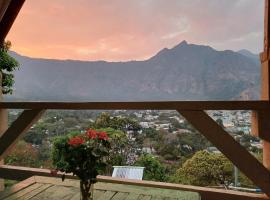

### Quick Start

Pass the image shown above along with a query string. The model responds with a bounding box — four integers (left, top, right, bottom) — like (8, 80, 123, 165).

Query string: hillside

(6, 41, 260, 101)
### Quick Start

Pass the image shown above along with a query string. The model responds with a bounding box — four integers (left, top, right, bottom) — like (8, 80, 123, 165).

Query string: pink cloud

(7, 0, 264, 61)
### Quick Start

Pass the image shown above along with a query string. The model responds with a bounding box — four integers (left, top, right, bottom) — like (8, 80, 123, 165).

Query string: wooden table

(0, 176, 200, 199)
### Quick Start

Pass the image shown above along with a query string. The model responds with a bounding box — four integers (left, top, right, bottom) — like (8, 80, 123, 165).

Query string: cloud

(7, 0, 265, 61)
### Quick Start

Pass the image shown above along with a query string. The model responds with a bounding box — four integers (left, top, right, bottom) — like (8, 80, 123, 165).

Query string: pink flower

(68, 136, 85, 146)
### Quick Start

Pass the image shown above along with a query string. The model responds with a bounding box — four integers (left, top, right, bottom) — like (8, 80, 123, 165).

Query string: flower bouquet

(52, 129, 110, 200)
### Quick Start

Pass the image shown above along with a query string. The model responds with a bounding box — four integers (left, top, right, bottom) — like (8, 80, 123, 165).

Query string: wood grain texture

(97, 176, 267, 200)
(251, 110, 270, 141)
(0, 101, 269, 110)
(0, 175, 268, 200)
(178, 110, 270, 197)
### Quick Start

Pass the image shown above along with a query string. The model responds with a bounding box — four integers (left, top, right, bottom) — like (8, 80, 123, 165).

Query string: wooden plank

(0, 101, 269, 110)
(0, 0, 25, 43)
(70, 190, 105, 200)
(95, 182, 199, 199)
(125, 193, 140, 200)
(17, 184, 52, 200)
(251, 110, 270, 141)
(69, 192, 80, 200)
(150, 196, 163, 200)
(93, 190, 106, 199)
(97, 176, 267, 200)
(0, 173, 268, 200)
(0, 176, 36, 199)
(111, 192, 129, 200)
(137, 195, 151, 200)
(260, 0, 270, 172)
(264, 0, 270, 55)
(262, 60, 270, 101)
(179, 110, 270, 197)
(0, 109, 45, 160)
(5, 183, 44, 200)
(29, 185, 78, 200)
(96, 191, 116, 200)
(0, 165, 76, 181)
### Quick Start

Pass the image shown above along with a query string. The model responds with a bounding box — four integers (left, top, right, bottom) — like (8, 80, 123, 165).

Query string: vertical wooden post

(252, 0, 270, 170)
(262, 0, 270, 170)
(0, 72, 8, 191)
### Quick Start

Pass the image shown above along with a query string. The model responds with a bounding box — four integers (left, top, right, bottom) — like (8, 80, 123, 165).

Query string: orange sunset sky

(7, 0, 264, 61)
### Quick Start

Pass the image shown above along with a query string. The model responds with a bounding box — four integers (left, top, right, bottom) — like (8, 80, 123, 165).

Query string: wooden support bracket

(178, 110, 270, 197)
(0, 109, 45, 160)
(0, 0, 25, 43)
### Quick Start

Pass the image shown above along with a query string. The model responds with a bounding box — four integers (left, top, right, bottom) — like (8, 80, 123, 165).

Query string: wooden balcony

(0, 166, 269, 200)
(1, 0, 270, 199)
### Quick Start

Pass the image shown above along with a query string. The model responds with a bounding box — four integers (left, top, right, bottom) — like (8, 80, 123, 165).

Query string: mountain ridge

(6, 41, 260, 101)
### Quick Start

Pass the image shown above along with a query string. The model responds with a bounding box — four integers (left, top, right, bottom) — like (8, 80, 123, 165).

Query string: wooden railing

(0, 100, 269, 110)
(1, 0, 270, 200)
(0, 101, 270, 200)
(0, 164, 268, 200)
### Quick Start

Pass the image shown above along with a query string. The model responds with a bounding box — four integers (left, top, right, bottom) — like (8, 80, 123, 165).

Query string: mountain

(5, 41, 261, 101)
(237, 49, 260, 65)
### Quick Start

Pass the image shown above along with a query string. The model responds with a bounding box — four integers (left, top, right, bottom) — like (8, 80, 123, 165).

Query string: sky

(7, 0, 265, 61)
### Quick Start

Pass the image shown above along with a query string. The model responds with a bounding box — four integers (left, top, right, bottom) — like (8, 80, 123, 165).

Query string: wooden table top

(0, 176, 200, 200)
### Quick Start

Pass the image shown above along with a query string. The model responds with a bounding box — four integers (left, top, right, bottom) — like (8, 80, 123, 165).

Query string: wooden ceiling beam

(0, 0, 11, 23)
(178, 110, 270, 197)
(0, 0, 25, 43)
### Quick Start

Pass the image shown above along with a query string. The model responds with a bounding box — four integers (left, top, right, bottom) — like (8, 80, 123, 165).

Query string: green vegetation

(172, 151, 233, 187)
(5, 110, 261, 189)
(135, 154, 166, 182)
(0, 41, 19, 94)
(5, 140, 41, 168)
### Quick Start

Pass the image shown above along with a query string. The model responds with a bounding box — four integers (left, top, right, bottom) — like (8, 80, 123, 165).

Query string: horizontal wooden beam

(0, 109, 44, 160)
(0, 165, 268, 200)
(179, 110, 270, 197)
(0, 0, 25, 43)
(0, 101, 269, 110)
(0, 165, 75, 181)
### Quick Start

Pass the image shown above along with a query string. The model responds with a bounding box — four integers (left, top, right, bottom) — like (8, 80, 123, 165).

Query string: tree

(134, 154, 167, 182)
(5, 141, 41, 168)
(97, 128, 129, 169)
(93, 112, 141, 135)
(154, 130, 181, 160)
(0, 41, 19, 94)
(173, 151, 233, 187)
(92, 113, 142, 166)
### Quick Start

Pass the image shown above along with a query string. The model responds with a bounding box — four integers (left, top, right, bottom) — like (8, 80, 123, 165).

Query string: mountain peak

(174, 40, 188, 48)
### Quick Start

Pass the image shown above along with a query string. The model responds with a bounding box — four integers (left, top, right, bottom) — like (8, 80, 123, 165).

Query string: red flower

(86, 129, 97, 139)
(98, 132, 109, 140)
(68, 136, 85, 146)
